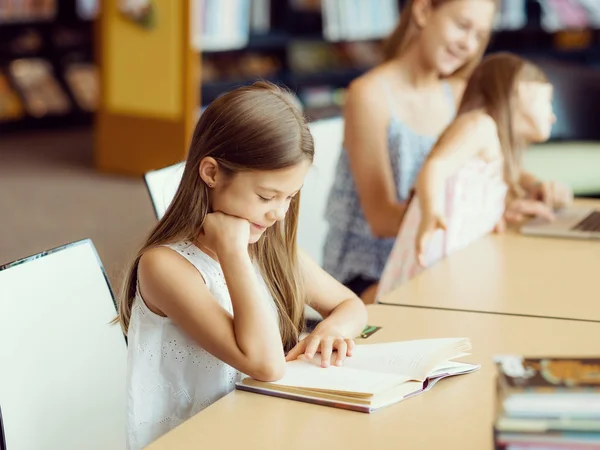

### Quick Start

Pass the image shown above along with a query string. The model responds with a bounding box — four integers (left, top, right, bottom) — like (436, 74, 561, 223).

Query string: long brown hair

(456, 52, 549, 196)
(383, 0, 498, 78)
(115, 81, 314, 351)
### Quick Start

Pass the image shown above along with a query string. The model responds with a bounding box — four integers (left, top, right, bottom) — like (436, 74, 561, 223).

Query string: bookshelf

(199, 0, 394, 119)
(198, 0, 600, 120)
(3, 0, 600, 176)
(0, 0, 97, 132)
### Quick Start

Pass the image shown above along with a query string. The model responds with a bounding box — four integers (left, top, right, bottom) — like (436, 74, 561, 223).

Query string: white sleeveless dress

(377, 158, 508, 300)
(125, 241, 277, 450)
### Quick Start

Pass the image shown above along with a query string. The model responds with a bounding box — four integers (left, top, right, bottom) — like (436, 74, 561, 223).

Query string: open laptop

(521, 206, 600, 240)
(517, 59, 600, 240)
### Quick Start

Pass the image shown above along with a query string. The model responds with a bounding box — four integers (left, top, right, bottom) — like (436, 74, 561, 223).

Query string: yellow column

(95, 0, 199, 176)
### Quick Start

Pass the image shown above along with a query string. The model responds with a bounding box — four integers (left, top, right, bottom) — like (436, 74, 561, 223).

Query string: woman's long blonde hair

(115, 81, 314, 352)
(456, 52, 549, 196)
(383, 0, 498, 78)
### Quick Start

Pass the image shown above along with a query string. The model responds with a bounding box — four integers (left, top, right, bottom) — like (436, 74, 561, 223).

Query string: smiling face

(203, 159, 312, 244)
(416, 0, 496, 75)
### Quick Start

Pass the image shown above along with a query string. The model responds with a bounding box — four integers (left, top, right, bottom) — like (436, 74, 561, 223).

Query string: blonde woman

(323, 0, 498, 302)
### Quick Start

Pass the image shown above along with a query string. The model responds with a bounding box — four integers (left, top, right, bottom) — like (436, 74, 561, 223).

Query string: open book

(236, 338, 480, 413)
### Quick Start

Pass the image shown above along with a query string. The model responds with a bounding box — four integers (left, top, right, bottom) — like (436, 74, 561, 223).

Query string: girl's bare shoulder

(451, 109, 497, 137)
(346, 65, 391, 103)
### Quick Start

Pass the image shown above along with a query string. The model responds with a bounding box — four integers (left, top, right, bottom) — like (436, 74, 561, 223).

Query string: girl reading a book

(322, 0, 498, 304)
(116, 82, 368, 450)
(376, 53, 573, 299)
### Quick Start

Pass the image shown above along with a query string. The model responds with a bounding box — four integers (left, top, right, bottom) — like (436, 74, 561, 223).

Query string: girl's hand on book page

(416, 213, 447, 267)
(285, 329, 355, 368)
(504, 198, 555, 224)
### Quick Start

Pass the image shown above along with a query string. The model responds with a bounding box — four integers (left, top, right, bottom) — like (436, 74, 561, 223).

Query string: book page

(268, 360, 411, 396)
(430, 359, 479, 376)
(341, 338, 471, 380)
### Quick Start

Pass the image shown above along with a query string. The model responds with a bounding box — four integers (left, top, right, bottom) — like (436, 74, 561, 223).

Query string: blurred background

(1, 0, 600, 288)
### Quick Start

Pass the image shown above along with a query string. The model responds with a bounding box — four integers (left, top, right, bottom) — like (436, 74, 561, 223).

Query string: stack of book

(493, 356, 600, 449)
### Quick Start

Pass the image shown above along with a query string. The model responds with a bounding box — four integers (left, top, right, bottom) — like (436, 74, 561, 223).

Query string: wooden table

(147, 305, 600, 450)
(379, 202, 600, 321)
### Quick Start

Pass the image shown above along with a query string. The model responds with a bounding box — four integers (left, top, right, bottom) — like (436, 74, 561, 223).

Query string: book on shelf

(9, 58, 71, 117)
(0, 71, 24, 122)
(578, 0, 600, 27)
(236, 337, 479, 413)
(64, 63, 99, 112)
(494, 0, 527, 31)
(193, 0, 253, 52)
(539, 0, 594, 32)
(486, 0, 600, 32)
(77, 0, 99, 20)
(321, 0, 398, 42)
(250, 0, 270, 34)
(0, 0, 56, 23)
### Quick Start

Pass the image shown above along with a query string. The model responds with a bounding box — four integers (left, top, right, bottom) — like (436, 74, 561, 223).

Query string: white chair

(143, 162, 185, 219)
(0, 405, 6, 450)
(297, 117, 344, 321)
(0, 240, 127, 450)
(298, 117, 345, 266)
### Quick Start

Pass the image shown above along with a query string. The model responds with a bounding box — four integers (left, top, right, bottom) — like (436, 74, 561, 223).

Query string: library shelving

(0, 0, 97, 133)
(4, 0, 600, 176)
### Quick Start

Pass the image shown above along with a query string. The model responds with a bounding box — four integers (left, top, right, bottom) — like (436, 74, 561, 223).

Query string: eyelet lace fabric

(125, 242, 276, 450)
